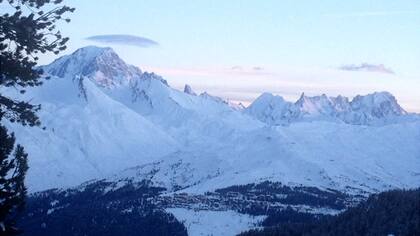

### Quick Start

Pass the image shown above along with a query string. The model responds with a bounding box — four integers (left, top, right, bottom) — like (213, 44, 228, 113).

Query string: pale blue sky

(38, 0, 420, 111)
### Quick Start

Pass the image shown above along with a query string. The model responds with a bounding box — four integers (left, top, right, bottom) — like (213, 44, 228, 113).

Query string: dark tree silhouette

(0, 125, 28, 235)
(239, 189, 420, 236)
(0, 0, 74, 234)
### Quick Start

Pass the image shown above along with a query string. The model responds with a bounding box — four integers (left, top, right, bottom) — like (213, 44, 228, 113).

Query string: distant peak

(353, 91, 396, 103)
(296, 92, 309, 105)
(295, 92, 333, 105)
(260, 92, 274, 97)
(350, 91, 406, 117)
(199, 92, 227, 104)
(141, 72, 168, 86)
(298, 92, 306, 99)
(256, 92, 286, 101)
(184, 84, 196, 96)
(331, 95, 350, 105)
(227, 100, 246, 110)
(372, 91, 394, 99)
(352, 91, 402, 107)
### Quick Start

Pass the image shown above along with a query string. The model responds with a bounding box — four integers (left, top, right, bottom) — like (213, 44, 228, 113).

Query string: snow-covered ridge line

(43, 45, 416, 127)
(245, 91, 416, 126)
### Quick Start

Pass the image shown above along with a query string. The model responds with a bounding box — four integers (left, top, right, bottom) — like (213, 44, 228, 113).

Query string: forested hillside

(239, 188, 420, 236)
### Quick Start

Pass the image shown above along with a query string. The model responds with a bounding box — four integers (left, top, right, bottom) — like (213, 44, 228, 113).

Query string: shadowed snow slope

(4, 46, 420, 194)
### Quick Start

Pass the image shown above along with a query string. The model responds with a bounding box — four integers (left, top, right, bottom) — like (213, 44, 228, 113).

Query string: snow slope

(4, 46, 420, 196)
(106, 120, 420, 195)
(166, 208, 264, 236)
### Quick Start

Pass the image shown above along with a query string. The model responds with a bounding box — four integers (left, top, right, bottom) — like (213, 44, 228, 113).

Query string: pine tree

(0, 125, 28, 235)
(0, 0, 74, 234)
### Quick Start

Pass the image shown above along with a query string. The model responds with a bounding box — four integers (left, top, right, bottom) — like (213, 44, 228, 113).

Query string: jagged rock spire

(184, 84, 196, 95)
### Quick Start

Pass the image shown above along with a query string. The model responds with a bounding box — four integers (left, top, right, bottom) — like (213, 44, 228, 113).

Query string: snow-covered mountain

(4, 46, 258, 191)
(3, 47, 178, 191)
(43, 46, 162, 87)
(5, 46, 420, 235)
(245, 91, 413, 125)
(5, 45, 419, 193)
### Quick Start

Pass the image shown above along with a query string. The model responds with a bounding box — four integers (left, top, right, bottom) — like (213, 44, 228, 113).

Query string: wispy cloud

(231, 66, 264, 71)
(324, 10, 417, 18)
(229, 66, 269, 75)
(338, 63, 395, 74)
(231, 66, 243, 71)
(144, 65, 272, 78)
(86, 34, 158, 47)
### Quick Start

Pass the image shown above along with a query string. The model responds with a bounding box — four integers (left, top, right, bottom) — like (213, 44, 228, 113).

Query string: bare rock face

(183, 84, 196, 96)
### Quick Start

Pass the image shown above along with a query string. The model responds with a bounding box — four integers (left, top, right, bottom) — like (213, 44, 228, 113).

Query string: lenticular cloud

(86, 34, 159, 48)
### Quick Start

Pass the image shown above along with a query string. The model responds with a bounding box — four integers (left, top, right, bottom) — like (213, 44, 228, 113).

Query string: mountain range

(4, 46, 420, 235)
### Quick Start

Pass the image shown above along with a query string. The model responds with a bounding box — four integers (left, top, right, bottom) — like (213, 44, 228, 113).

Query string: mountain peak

(227, 100, 246, 110)
(199, 92, 227, 104)
(184, 84, 197, 96)
(294, 92, 334, 116)
(251, 93, 289, 106)
(245, 92, 295, 125)
(350, 91, 406, 117)
(42, 46, 143, 87)
(72, 45, 115, 59)
(295, 92, 311, 105)
(297, 92, 305, 100)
